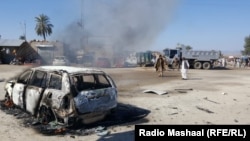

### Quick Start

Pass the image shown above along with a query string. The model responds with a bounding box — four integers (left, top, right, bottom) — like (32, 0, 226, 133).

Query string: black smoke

(56, 0, 179, 52)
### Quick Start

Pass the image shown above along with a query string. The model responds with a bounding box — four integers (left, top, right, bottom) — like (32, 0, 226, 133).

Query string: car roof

(31, 66, 106, 74)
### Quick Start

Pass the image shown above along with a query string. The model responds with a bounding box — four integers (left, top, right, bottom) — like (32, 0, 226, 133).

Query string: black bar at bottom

(135, 125, 250, 141)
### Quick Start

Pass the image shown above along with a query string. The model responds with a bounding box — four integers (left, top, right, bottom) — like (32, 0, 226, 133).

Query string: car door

(42, 73, 64, 110)
(40, 72, 74, 119)
(24, 70, 47, 115)
(12, 70, 33, 109)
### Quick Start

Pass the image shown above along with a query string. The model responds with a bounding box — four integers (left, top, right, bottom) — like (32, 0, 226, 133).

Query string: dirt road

(0, 65, 250, 141)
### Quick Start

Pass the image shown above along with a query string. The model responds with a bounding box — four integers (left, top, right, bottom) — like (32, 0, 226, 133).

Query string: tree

(243, 35, 250, 55)
(19, 35, 26, 40)
(35, 14, 54, 41)
(176, 43, 192, 50)
(185, 45, 192, 51)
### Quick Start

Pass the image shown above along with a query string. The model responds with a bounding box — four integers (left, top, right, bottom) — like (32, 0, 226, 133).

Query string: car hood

(73, 87, 117, 114)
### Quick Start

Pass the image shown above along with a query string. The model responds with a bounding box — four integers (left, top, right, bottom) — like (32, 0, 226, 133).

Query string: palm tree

(35, 14, 54, 41)
(19, 35, 26, 40)
(186, 45, 192, 51)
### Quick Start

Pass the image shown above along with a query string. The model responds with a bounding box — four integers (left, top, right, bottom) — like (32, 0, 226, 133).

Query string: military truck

(163, 47, 222, 70)
(136, 51, 155, 67)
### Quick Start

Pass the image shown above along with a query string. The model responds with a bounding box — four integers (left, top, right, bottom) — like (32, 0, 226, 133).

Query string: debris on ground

(95, 126, 110, 136)
(168, 106, 178, 109)
(0, 78, 5, 82)
(176, 91, 187, 93)
(221, 92, 227, 95)
(174, 88, 193, 93)
(196, 106, 214, 114)
(203, 97, 220, 104)
(168, 112, 178, 115)
(143, 89, 168, 95)
(174, 88, 193, 91)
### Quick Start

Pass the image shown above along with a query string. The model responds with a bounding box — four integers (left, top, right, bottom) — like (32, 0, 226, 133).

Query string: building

(29, 40, 64, 65)
(0, 39, 37, 64)
(0, 39, 65, 65)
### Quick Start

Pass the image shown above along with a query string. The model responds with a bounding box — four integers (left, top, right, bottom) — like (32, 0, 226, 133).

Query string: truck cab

(163, 48, 181, 68)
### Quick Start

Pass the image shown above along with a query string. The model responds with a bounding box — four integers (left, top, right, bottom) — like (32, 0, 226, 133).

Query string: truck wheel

(194, 62, 202, 69)
(202, 62, 211, 70)
(172, 62, 179, 69)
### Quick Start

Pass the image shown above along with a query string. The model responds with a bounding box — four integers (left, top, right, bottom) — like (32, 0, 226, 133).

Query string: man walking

(180, 57, 189, 80)
(154, 54, 166, 77)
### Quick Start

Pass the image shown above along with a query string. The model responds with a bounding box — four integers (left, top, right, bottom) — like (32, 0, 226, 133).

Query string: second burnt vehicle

(4, 66, 118, 127)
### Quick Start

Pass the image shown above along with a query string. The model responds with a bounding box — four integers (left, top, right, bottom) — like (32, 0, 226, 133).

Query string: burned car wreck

(4, 66, 117, 127)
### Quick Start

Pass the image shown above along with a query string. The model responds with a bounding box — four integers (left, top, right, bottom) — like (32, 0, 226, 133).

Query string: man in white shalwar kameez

(181, 57, 189, 80)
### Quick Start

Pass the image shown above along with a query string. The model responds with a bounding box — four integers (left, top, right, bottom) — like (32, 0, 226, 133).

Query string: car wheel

(172, 62, 179, 69)
(4, 92, 10, 101)
(4, 92, 14, 108)
(38, 106, 55, 124)
(110, 107, 117, 113)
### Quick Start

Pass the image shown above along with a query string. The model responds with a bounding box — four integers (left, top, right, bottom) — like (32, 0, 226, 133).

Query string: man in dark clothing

(154, 54, 166, 77)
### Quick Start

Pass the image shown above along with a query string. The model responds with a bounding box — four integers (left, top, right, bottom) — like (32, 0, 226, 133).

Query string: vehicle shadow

(187, 78, 202, 80)
(97, 130, 134, 141)
(63, 103, 150, 136)
(210, 67, 232, 70)
(0, 100, 150, 136)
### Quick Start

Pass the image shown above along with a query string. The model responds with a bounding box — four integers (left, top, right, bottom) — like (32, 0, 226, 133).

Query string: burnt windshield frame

(29, 70, 47, 87)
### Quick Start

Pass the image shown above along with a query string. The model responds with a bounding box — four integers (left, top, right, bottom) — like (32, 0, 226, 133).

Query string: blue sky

(0, 0, 250, 54)
(155, 0, 250, 54)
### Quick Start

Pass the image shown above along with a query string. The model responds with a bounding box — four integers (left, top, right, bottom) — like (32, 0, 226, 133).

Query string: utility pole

(78, 0, 84, 47)
(81, 0, 83, 30)
(20, 21, 26, 40)
(24, 21, 26, 41)
(24, 21, 26, 40)
(80, 0, 87, 51)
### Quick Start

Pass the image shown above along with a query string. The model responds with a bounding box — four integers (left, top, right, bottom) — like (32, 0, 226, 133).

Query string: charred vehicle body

(4, 66, 117, 126)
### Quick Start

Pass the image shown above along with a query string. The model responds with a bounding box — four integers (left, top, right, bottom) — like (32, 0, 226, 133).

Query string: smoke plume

(58, 0, 178, 51)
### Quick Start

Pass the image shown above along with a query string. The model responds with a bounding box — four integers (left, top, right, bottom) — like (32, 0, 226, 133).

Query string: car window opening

(48, 74, 62, 90)
(30, 71, 47, 87)
(72, 74, 111, 92)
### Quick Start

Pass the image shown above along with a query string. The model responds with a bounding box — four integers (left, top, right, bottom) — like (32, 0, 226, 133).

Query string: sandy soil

(0, 64, 250, 141)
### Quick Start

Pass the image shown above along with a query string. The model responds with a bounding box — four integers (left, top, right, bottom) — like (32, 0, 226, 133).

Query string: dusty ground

(0, 64, 250, 141)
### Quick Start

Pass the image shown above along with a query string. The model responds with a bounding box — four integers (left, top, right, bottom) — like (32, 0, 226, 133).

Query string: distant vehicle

(52, 56, 70, 66)
(136, 51, 155, 67)
(82, 54, 95, 67)
(4, 66, 118, 127)
(9, 58, 21, 65)
(76, 54, 95, 67)
(96, 57, 111, 68)
(163, 47, 222, 70)
(124, 52, 137, 67)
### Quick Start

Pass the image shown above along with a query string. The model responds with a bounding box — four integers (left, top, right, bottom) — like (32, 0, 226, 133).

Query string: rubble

(196, 106, 214, 114)
(0, 78, 5, 82)
(143, 89, 168, 95)
(203, 97, 220, 104)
